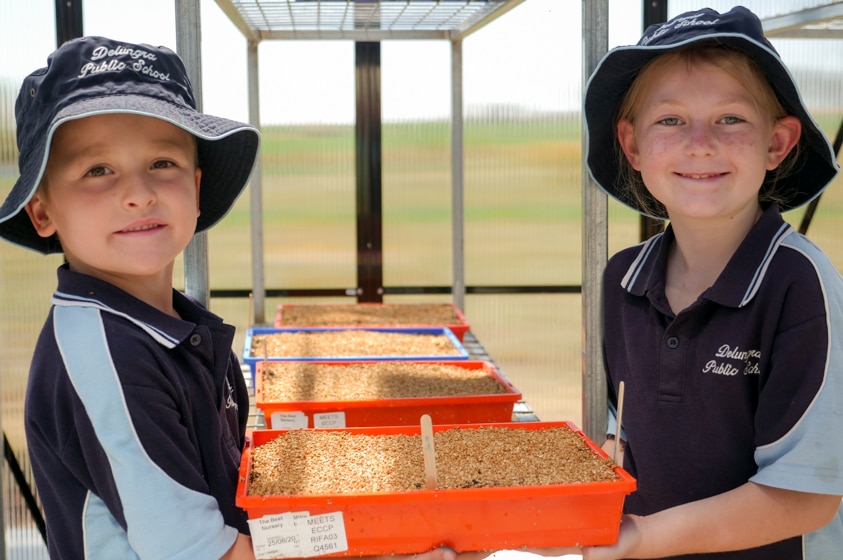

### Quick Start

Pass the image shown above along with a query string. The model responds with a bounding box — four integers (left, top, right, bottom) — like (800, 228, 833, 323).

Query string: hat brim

(584, 33, 839, 219)
(0, 94, 259, 254)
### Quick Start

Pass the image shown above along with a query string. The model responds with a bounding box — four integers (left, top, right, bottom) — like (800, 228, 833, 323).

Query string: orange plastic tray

(275, 303, 471, 341)
(255, 360, 522, 428)
(237, 422, 636, 557)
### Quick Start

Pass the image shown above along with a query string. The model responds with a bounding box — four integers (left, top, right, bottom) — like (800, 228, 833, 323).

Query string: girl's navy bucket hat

(0, 36, 260, 254)
(584, 6, 838, 219)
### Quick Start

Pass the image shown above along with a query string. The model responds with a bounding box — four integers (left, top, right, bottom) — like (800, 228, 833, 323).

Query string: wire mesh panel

(222, 0, 516, 39)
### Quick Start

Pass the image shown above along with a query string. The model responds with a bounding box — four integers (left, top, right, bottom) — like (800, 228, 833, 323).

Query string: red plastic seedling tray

(237, 421, 636, 557)
(255, 360, 522, 428)
(275, 303, 471, 342)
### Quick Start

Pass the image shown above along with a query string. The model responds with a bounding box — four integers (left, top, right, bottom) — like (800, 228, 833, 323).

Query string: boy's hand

(371, 548, 458, 560)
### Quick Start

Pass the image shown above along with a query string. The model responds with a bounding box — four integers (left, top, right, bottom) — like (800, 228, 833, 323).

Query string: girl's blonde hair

(615, 44, 803, 218)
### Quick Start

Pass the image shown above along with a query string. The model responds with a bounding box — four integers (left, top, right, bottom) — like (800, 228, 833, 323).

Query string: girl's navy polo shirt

(603, 205, 843, 559)
(25, 265, 250, 559)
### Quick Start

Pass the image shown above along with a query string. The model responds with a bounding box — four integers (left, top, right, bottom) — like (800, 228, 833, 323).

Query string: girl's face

(26, 113, 201, 293)
(617, 57, 800, 224)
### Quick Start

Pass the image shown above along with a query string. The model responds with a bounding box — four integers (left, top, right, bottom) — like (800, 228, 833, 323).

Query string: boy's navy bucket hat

(584, 6, 838, 219)
(0, 36, 260, 254)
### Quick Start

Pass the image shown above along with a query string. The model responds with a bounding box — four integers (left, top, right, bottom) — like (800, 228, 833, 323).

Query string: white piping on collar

(621, 234, 663, 292)
(740, 222, 793, 307)
(52, 291, 179, 349)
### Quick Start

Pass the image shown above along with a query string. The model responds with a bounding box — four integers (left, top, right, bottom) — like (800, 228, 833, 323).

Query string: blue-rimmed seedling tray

(243, 327, 470, 384)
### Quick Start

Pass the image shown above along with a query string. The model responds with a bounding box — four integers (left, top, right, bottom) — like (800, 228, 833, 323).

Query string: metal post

(247, 40, 266, 325)
(55, 0, 83, 46)
(581, 0, 610, 442)
(354, 42, 384, 303)
(175, 0, 210, 307)
(450, 38, 466, 312)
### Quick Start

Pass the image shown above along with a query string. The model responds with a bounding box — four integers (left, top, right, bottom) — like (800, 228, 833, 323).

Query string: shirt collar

(621, 205, 793, 308)
(50, 264, 222, 349)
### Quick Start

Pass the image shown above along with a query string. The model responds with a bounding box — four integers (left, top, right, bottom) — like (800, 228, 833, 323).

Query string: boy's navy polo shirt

(603, 205, 843, 559)
(25, 264, 250, 559)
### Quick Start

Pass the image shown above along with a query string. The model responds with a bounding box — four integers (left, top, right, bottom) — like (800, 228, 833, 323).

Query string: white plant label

(270, 411, 308, 429)
(249, 511, 348, 558)
(314, 411, 346, 428)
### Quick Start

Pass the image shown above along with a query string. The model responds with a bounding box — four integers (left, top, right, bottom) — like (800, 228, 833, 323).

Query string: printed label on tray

(249, 511, 348, 558)
(271, 411, 308, 429)
(314, 411, 346, 428)
(248, 511, 308, 558)
(300, 512, 349, 556)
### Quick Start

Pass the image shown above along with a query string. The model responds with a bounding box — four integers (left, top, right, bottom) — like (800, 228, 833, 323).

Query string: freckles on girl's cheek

(647, 142, 672, 157)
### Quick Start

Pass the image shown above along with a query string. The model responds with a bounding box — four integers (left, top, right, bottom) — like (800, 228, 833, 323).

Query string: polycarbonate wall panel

(382, 41, 452, 288)
(462, 109, 579, 286)
(458, 106, 582, 421)
(1, 2, 56, 557)
(465, 293, 583, 422)
(454, 4, 582, 422)
(382, 118, 453, 288)
(246, 41, 357, 293)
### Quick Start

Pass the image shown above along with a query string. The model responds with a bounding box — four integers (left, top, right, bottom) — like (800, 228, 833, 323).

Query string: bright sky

(0, 0, 642, 125)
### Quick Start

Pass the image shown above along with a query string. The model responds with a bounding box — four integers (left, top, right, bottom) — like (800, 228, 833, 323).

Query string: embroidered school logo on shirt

(702, 344, 761, 376)
(225, 378, 238, 412)
(79, 44, 170, 81)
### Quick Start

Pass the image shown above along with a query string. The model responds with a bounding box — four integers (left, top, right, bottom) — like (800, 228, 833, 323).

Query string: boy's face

(25, 114, 201, 287)
(616, 58, 800, 223)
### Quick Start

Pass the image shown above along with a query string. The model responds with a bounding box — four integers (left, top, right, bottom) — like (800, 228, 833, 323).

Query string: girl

(580, 6, 843, 559)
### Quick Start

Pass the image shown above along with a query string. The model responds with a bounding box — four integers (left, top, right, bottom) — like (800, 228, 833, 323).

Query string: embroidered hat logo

(641, 15, 720, 45)
(80, 45, 171, 80)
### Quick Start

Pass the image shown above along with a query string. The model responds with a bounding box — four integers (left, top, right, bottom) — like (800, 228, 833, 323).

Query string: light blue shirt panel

(83, 493, 138, 559)
(54, 305, 238, 559)
(752, 236, 843, 494)
(749, 235, 843, 559)
(606, 403, 628, 440)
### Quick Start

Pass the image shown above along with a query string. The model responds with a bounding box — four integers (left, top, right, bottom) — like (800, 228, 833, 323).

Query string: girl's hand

(581, 514, 643, 560)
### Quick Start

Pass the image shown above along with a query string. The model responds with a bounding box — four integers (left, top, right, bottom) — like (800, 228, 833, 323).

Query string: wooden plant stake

(420, 414, 438, 490)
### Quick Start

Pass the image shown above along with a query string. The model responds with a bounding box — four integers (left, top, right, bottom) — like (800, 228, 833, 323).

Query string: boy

(1, 36, 460, 560)
(0, 36, 260, 558)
